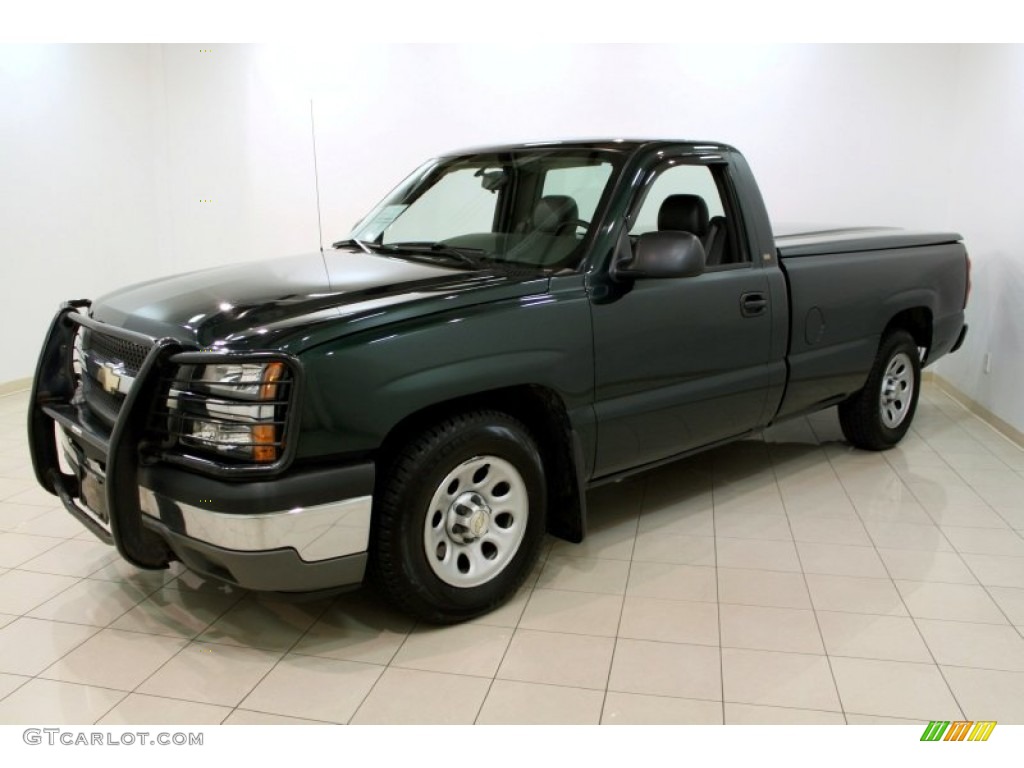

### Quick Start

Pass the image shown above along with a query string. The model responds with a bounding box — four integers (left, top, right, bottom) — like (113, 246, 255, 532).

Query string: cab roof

(439, 138, 738, 156)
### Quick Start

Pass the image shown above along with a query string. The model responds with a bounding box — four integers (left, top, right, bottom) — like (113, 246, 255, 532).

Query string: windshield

(344, 149, 621, 270)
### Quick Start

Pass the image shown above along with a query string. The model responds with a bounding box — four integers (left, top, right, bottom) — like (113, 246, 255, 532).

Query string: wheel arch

(882, 306, 933, 360)
(375, 384, 587, 544)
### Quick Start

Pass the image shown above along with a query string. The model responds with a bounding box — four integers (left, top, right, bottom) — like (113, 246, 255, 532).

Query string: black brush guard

(27, 301, 182, 569)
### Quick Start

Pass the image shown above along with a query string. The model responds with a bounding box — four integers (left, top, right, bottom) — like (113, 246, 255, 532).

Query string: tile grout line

(470, 536, 552, 725)
(898, 423, 1024, 639)
(87, 583, 249, 725)
(829, 433, 969, 721)
(871, 443, 970, 572)
(710, 451, 729, 726)
(867, 559, 969, 721)
(261, 618, 1024, 671)
(595, 479, 643, 726)
(34, 554, 176, 621)
(0, 532, 79, 573)
(16, 579, 1019, 664)
(342, 589, 434, 723)
(769, 427, 848, 725)
(928, 387, 1024, 457)
(216, 593, 343, 725)
(13, 638, 1013, 716)
(890, 412, 1024, 638)
(0, 555, 176, 713)
(908, 437, 1024, 537)
(913, 392, 1007, 457)
(0, 672, 32, 704)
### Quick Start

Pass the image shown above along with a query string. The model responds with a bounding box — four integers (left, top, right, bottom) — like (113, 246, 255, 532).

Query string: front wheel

(369, 411, 547, 623)
(838, 330, 922, 450)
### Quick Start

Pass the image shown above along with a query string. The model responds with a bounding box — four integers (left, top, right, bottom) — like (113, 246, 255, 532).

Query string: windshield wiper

(333, 239, 499, 271)
(331, 238, 373, 254)
(378, 243, 484, 270)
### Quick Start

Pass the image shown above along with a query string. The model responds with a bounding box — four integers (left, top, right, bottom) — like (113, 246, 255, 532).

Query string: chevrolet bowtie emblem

(98, 365, 122, 395)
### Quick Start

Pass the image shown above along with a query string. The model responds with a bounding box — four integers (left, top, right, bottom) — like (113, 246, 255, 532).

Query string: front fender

(296, 281, 594, 460)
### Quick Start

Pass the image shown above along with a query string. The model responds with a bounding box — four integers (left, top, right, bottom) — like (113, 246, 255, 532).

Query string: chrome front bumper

(132, 458, 376, 574)
(136, 478, 374, 593)
(57, 424, 376, 591)
(138, 488, 372, 562)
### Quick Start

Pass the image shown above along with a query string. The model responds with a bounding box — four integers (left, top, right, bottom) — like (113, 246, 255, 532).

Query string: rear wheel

(369, 410, 546, 623)
(838, 330, 922, 450)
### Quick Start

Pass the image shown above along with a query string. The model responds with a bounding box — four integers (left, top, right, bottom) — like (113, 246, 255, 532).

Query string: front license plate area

(79, 465, 110, 526)
(59, 428, 112, 532)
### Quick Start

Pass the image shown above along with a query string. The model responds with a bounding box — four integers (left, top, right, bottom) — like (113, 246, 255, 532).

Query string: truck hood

(90, 249, 548, 352)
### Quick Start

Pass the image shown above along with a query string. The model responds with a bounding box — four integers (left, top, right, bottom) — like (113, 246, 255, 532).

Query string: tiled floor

(1, 383, 1023, 725)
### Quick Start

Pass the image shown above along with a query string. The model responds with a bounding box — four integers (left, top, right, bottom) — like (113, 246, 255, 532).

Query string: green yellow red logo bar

(921, 721, 996, 741)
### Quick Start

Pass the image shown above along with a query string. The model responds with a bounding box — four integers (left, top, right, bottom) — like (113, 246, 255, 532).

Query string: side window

(629, 163, 746, 267)
(383, 168, 497, 244)
(541, 164, 613, 223)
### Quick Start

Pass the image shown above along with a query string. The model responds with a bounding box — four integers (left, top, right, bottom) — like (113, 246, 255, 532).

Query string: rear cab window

(541, 163, 614, 224)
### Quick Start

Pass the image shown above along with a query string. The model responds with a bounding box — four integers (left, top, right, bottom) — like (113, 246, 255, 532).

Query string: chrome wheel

(879, 352, 914, 428)
(424, 455, 529, 588)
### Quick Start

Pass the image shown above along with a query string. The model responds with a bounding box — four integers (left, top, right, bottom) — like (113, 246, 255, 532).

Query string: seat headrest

(658, 194, 709, 235)
(533, 195, 579, 234)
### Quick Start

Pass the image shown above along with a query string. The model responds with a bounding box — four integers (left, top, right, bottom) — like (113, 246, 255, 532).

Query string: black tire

(368, 410, 547, 624)
(838, 330, 922, 451)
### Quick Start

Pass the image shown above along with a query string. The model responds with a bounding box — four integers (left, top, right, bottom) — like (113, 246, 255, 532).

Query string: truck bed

(771, 225, 969, 422)
(775, 225, 963, 258)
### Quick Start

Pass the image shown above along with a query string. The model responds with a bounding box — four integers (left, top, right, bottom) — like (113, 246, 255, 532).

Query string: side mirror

(612, 231, 706, 280)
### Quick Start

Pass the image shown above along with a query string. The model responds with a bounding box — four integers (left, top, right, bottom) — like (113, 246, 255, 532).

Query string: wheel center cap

(448, 492, 491, 543)
(469, 510, 488, 537)
(882, 378, 897, 402)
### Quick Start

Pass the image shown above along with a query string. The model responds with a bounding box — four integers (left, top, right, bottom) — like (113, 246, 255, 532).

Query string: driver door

(590, 158, 774, 477)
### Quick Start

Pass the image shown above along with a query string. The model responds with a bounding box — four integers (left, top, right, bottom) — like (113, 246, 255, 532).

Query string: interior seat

(533, 195, 579, 235)
(657, 194, 726, 266)
(507, 195, 581, 265)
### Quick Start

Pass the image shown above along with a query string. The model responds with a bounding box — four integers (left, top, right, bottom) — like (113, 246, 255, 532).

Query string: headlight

(170, 361, 289, 464)
(195, 363, 281, 400)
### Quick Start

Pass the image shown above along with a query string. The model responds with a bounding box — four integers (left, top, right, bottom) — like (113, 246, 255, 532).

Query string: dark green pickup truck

(28, 140, 970, 622)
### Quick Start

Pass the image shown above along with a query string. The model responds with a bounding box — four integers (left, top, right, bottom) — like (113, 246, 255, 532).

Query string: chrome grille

(79, 326, 153, 427)
(82, 330, 149, 376)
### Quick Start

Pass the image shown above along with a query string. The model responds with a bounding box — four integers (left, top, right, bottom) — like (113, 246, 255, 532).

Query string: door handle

(740, 292, 768, 317)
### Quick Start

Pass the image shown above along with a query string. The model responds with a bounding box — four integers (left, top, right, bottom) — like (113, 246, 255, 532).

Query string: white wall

(308, 44, 961, 245)
(152, 45, 319, 276)
(0, 44, 321, 383)
(933, 45, 1024, 433)
(0, 45, 159, 383)
(2, 43, 1019, 435)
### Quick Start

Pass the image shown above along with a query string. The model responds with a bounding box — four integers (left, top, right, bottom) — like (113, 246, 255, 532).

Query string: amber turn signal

(254, 362, 286, 463)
